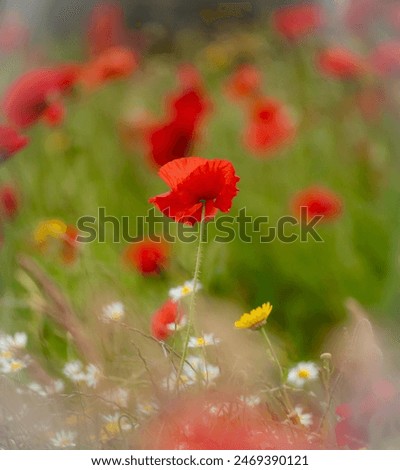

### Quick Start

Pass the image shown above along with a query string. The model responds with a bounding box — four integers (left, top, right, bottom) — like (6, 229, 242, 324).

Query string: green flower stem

(260, 326, 296, 420)
(176, 203, 207, 390)
(260, 326, 284, 380)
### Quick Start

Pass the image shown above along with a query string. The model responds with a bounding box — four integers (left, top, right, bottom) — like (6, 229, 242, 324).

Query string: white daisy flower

(161, 370, 196, 391)
(294, 406, 313, 428)
(188, 333, 221, 348)
(63, 361, 85, 383)
(28, 382, 46, 397)
(287, 362, 319, 388)
(0, 332, 27, 359)
(169, 280, 202, 301)
(166, 315, 187, 332)
(184, 356, 220, 385)
(7, 332, 28, 349)
(28, 379, 65, 397)
(102, 387, 129, 409)
(136, 400, 159, 418)
(51, 379, 65, 394)
(63, 361, 100, 388)
(0, 357, 28, 374)
(101, 301, 125, 323)
(240, 395, 261, 407)
(102, 413, 132, 437)
(51, 430, 76, 448)
(85, 364, 101, 388)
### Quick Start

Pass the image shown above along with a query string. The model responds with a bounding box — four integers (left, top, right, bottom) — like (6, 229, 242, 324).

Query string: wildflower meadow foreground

(1, 0, 400, 451)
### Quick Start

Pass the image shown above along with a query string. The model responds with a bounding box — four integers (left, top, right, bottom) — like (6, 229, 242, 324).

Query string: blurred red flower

(225, 64, 262, 100)
(317, 47, 366, 79)
(167, 88, 209, 130)
(335, 380, 399, 449)
(149, 157, 240, 225)
(148, 120, 196, 168)
(369, 41, 400, 76)
(0, 126, 28, 162)
(292, 186, 342, 222)
(42, 102, 66, 127)
(148, 82, 210, 167)
(2, 66, 78, 128)
(141, 392, 327, 449)
(244, 97, 296, 155)
(61, 225, 79, 264)
(151, 300, 181, 341)
(124, 240, 169, 275)
(79, 46, 138, 89)
(87, 2, 127, 57)
(272, 3, 325, 40)
(0, 185, 19, 219)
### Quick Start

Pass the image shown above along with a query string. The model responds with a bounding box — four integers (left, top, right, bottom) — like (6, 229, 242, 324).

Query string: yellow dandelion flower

(234, 302, 273, 330)
(34, 219, 67, 245)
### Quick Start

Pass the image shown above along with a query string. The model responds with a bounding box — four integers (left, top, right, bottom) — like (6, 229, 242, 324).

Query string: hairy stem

(176, 204, 206, 390)
(260, 326, 297, 421)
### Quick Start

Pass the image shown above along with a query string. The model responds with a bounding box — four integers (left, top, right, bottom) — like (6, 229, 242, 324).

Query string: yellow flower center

(110, 311, 122, 321)
(196, 337, 205, 346)
(10, 361, 24, 372)
(59, 438, 72, 448)
(1, 350, 13, 359)
(181, 286, 191, 295)
(105, 421, 120, 436)
(179, 374, 189, 384)
(298, 369, 310, 379)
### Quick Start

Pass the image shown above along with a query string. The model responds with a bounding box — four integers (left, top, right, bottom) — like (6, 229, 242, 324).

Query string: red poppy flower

(0, 185, 19, 219)
(317, 47, 367, 79)
(151, 300, 181, 341)
(124, 240, 169, 275)
(87, 3, 126, 57)
(141, 392, 327, 450)
(244, 97, 296, 155)
(146, 69, 210, 168)
(167, 88, 209, 130)
(148, 120, 196, 168)
(149, 157, 240, 225)
(225, 64, 262, 100)
(369, 41, 400, 76)
(42, 102, 66, 127)
(2, 66, 78, 128)
(0, 126, 29, 162)
(291, 186, 342, 222)
(272, 3, 325, 40)
(79, 46, 137, 90)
